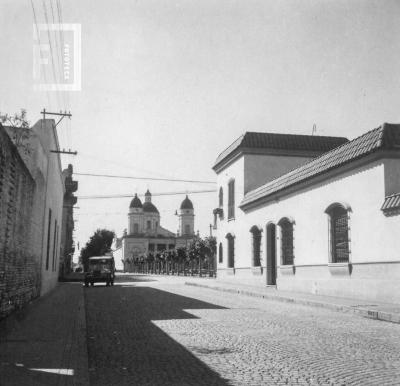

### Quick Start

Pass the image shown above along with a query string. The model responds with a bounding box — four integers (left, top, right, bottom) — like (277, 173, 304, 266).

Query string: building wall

(11, 120, 65, 295)
(215, 156, 245, 275)
(112, 247, 124, 271)
(32, 120, 64, 295)
(59, 165, 77, 278)
(0, 126, 39, 319)
(244, 153, 317, 193)
(216, 157, 400, 303)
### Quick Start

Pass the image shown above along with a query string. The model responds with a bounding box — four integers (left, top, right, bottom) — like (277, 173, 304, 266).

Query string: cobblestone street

(85, 275, 400, 385)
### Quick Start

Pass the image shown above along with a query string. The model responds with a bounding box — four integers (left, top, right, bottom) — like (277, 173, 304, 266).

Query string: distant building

(59, 164, 78, 278)
(213, 124, 400, 303)
(120, 190, 195, 271)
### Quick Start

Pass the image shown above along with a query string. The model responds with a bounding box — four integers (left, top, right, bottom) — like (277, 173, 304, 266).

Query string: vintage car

(84, 256, 115, 287)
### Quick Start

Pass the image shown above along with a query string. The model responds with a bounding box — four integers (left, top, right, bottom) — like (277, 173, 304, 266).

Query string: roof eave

(240, 149, 397, 212)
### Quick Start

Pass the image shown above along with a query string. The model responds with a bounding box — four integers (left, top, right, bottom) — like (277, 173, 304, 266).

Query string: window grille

(280, 219, 294, 265)
(250, 227, 261, 266)
(228, 180, 235, 219)
(330, 207, 349, 263)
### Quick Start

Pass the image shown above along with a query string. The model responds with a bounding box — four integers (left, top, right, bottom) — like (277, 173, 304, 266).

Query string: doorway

(266, 223, 277, 285)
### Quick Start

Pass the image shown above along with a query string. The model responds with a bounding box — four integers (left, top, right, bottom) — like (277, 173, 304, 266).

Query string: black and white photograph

(1, 0, 400, 385)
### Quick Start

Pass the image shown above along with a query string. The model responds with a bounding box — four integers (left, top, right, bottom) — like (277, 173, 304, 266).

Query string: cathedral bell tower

(178, 195, 194, 236)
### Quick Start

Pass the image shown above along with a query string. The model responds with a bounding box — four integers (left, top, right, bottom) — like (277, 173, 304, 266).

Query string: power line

(74, 172, 216, 185)
(30, 0, 52, 109)
(77, 189, 217, 199)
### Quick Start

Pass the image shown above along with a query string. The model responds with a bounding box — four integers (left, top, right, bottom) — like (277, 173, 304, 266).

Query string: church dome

(180, 195, 193, 210)
(129, 194, 142, 208)
(143, 201, 159, 213)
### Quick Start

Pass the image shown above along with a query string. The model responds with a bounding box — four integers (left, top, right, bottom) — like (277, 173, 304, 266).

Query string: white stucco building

(213, 124, 400, 303)
(4, 119, 64, 296)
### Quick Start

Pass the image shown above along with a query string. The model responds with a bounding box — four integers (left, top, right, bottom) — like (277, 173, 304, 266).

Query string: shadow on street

(85, 284, 231, 386)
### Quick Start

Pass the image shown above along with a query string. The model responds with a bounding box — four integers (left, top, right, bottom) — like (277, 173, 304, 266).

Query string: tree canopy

(80, 229, 115, 271)
(0, 109, 32, 154)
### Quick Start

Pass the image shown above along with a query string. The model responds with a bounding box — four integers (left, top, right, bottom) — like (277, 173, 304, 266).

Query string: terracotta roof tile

(240, 123, 400, 209)
(213, 132, 348, 170)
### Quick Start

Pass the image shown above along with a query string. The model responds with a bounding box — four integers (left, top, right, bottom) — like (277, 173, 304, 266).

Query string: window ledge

(328, 262, 352, 276)
(279, 265, 295, 275)
(251, 266, 263, 275)
(227, 217, 235, 222)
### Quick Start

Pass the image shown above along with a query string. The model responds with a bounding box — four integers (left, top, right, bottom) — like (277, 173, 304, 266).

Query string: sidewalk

(0, 283, 89, 386)
(185, 279, 400, 324)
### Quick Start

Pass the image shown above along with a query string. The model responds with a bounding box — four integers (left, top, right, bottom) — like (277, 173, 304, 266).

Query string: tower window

(133, 223, 139, 234)
(147, 220, 151, 230)
(185, 224, 190, 235)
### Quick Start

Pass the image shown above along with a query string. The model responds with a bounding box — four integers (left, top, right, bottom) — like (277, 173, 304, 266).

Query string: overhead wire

(42, 0, 62, 109)
(30, 0, 53, 110)
(74, 172, 216, 185)
(78, 189, 217, 199)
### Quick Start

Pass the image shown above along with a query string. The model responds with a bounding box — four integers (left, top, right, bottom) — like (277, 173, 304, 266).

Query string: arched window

(278, 218, 294, 265)
(219, 187, 223, 208)
(250, 226, 262, 267)
(218, 242, 223, 263)
(226, 233, 235, 268)
(325, 203, 351, 263)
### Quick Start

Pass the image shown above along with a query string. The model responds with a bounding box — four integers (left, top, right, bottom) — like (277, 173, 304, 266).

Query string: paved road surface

(84, 275, 400, 385)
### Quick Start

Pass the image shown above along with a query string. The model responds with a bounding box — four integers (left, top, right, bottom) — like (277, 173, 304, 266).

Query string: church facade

(119, 190, 195, 270)
(213, 124, 400, 303)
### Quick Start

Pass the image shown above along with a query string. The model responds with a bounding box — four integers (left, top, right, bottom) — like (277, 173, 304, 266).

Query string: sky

(1, 0, 400, 261)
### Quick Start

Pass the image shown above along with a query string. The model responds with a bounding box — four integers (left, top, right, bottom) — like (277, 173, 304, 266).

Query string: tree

(0, 109, 32, 154)
(80, 229, 115, 271)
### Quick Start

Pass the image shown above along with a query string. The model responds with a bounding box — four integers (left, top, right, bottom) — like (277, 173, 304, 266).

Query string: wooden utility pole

(41, 109, 72, 127)
(41, 108, 77, 155)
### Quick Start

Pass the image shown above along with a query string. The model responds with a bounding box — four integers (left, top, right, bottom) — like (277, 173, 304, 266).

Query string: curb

(185, 282, 400, 324)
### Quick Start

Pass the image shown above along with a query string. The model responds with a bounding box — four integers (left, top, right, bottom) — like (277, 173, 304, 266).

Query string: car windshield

(89, 259, 112, 271)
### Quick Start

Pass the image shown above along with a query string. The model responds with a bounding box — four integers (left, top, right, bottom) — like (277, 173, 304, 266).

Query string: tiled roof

(213, 132, 348, 170)
(381, 193, 400, 213)
(240, 123, 400, 209)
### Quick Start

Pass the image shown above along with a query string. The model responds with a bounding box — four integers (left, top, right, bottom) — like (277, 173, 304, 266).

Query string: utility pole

(41, 108, 72, 127)
(209, 224, 213, 237)
(41, 108, 77, 155)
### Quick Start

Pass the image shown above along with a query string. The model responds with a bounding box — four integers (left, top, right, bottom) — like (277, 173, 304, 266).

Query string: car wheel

(85, 282, 89, 287)
(111, 280, 114, 286)
(90, 282, 94, 286)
